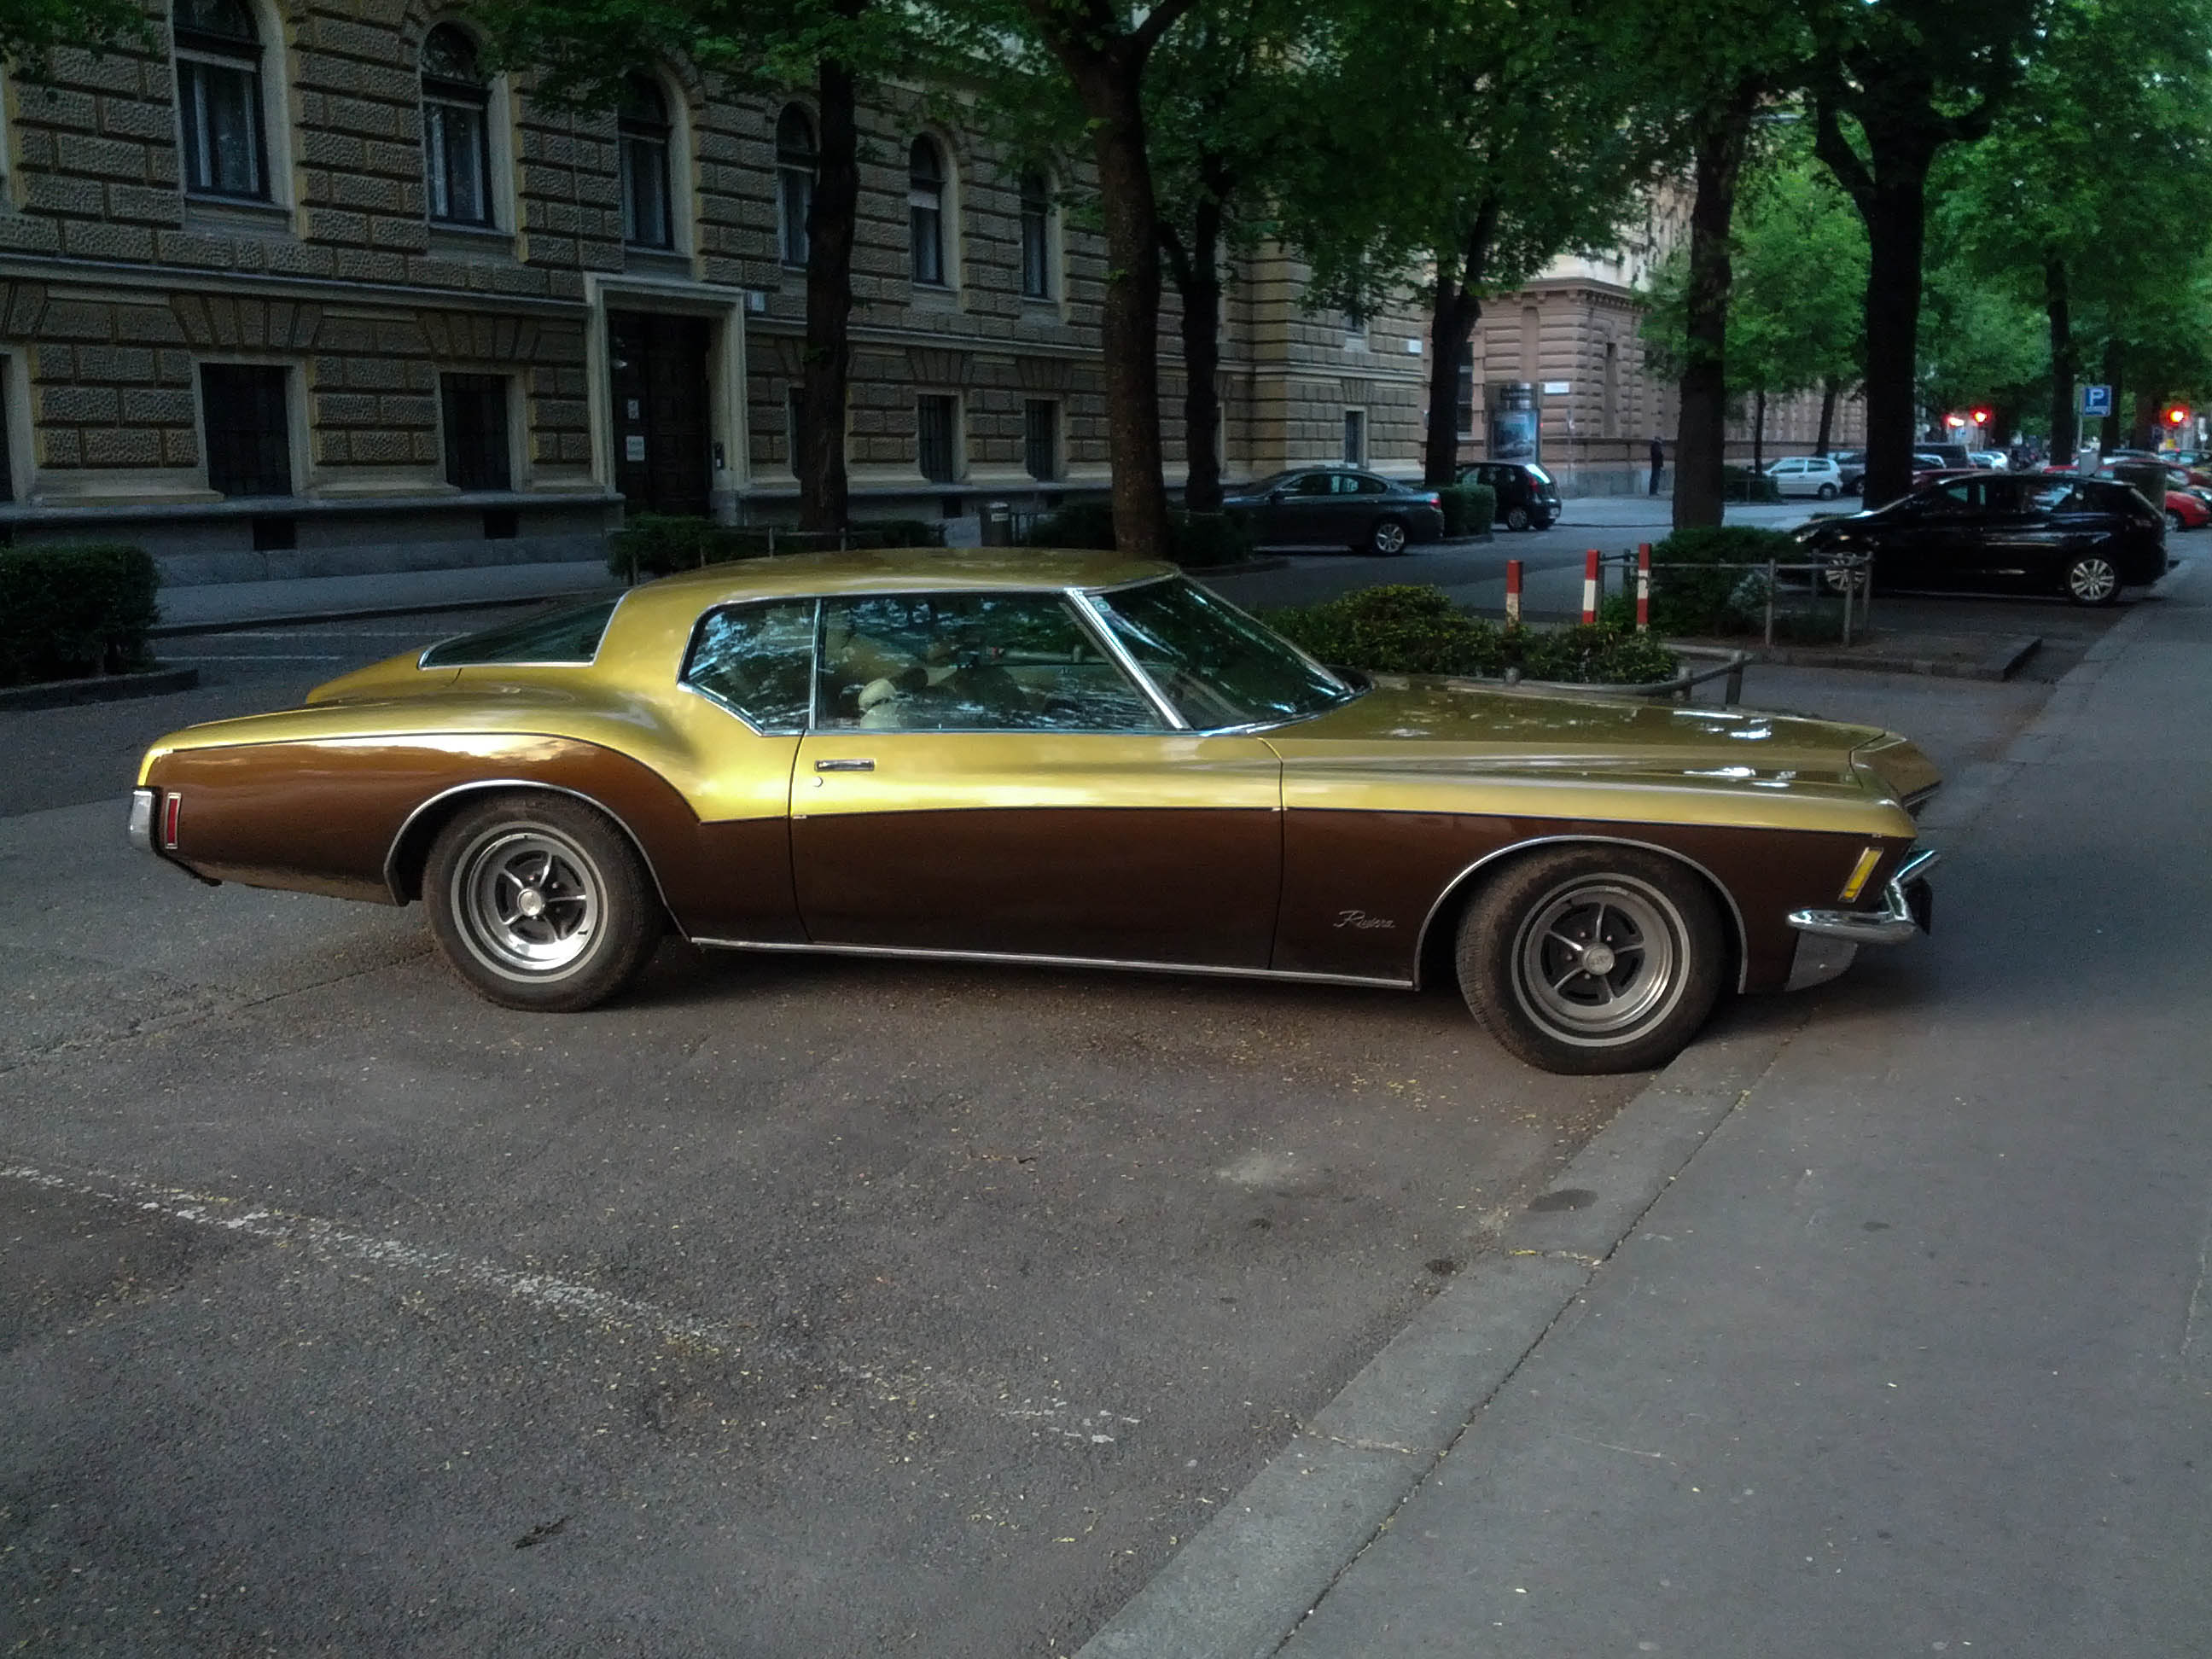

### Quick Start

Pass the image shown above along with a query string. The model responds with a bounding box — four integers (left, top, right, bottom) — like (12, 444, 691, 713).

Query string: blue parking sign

(2082, 383, 2114, 417)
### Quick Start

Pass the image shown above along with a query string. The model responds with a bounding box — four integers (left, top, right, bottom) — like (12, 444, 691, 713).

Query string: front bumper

(1787, 847, 1940, 945)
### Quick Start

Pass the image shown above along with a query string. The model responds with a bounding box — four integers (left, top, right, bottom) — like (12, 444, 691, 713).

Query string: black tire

(422, 791, 661, 1011)
(1504, 504, 1531, 532)
(1817, 482, 1839, 500)
(1845, 479, 1863, 496)
(1366, 515, 1410, 556)
(2166, 508, 2186, 533)
(1455, 846, 1727, 1074)
(2062, 553, 2122, 607)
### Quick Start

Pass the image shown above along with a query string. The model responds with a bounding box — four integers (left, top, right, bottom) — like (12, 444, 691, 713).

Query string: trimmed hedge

(1020, 500, 1257, 568)
(611, 515, 946, 579)
(1438, 482, 1496, 537)
(1721, 465, 1782, 503)
(1265, 584, 1678, 685)
(1644, 524, 1802, 634)
(0, 543, 160, 687)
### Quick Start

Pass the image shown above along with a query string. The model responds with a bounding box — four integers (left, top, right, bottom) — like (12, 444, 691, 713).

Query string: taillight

(1423, 492, 1441, 508)
(162, 792, 182, 851)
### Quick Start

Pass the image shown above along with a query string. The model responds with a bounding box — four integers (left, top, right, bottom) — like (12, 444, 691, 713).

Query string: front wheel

(423, 791, 661, 1010)
(1366, 516, 1409, 556)
(2063, 553, 2121, 607)
(2167, 508, 2186, 533)
(1455, 847, 1727, 1074)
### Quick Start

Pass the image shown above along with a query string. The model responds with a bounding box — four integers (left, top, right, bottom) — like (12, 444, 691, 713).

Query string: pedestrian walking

(1648, 434, 1665, 496)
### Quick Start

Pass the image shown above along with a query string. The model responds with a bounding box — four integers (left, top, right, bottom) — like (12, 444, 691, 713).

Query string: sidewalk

(1080, 562, 2212, 1656)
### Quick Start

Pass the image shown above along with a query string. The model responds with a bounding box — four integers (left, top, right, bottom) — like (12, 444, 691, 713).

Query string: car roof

(621, 546, 1175, 614)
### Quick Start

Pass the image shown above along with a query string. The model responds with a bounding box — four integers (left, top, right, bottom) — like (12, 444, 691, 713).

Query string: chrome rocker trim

(1787, 847, 1941, 945)
(688, 936, 1413, 992)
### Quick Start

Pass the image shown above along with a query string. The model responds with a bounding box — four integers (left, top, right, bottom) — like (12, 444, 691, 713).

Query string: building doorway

(608, 311, 712, 516)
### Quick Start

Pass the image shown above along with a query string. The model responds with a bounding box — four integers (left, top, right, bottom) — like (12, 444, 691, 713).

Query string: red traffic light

(2165, 405, 2191, 427)
(1969, 406, 1993, 427)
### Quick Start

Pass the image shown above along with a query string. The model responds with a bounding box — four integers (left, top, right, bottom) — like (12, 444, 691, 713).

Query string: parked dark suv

(1794, 473, 2170, 605)
(1458, 460, 1561, 531)
(1220, 469, 1446, 556)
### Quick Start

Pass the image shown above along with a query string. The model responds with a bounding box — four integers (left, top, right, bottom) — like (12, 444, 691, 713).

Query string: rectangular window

(786, 385, 804, 473)
(200, 364, 292, 498)
(1342, 409, 1366, 468)
(1020, 196, 1050, 300)
(440, 374, 511, 492)
(917, 393, 959, 484)
(1023, 399, 1058, 481)
(426, 98, 492, 226)
(621, 132, 672, 248)
(911, 202, 944, 285)
(1456, 342, 1476, 438)
(0, 357, 12, 503)
(778, 166, 811, 267)
(178, 54, 266, 199)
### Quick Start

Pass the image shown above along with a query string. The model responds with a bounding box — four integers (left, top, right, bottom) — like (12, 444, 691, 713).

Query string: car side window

(815, 591, 1162, 733)
(1290, 473, 1332, 496)
(1353, 474, 1388, 494)
(683, 600, 818, 732)
(1929, 480, 1977, 513)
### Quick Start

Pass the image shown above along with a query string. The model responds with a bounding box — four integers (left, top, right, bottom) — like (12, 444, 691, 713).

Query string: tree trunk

(1421, 204, 1495, 487)
(1751, 387, 1767, 472)
(1851, 168, 1929, 506)
(1175, 189, 1225, 514)
(795, 55, 858, 533)
(1814, 377, 1838, 457)
(1674, 86, 1758, 532)
(2044, 254, 2076, 460)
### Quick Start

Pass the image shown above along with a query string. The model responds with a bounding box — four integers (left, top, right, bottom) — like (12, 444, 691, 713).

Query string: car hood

(1262, 675, 1929, 835)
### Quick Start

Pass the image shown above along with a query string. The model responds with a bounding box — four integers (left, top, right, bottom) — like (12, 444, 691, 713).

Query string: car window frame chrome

(674, 594, 820, 736)
(1074, 574, 1365, 736)
(416, 590, 632, 671)
(806, 585, 1183, 737)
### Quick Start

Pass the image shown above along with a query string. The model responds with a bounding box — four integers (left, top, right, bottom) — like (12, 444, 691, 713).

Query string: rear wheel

(2062, 553, 2121, 606)
(1455, 847, 1726, 1074)
(2166, 508, 2186, 533)
(1504, 504, 1531, 532)
(1817, 482, 1839, 500)
(423, 791, 661, 1010)
(1366, 516, 1409, 556)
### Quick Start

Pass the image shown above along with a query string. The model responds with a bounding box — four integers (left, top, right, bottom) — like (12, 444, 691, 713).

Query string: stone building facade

(0, 4, 1857, 589)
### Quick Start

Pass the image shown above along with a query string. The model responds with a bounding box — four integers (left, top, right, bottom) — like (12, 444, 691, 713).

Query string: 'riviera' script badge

(1332, 910, 1396, 930)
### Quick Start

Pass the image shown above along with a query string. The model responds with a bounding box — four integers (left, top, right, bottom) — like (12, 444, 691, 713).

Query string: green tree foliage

(0, 0, 146, 79)
(1277, 0, 1656, 486)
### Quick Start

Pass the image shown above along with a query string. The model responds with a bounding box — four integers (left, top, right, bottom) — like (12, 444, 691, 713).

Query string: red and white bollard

(1580, 549, 1600, 625)
(1635, 541, 1652, 632)
(1505, 559, 1523, 625)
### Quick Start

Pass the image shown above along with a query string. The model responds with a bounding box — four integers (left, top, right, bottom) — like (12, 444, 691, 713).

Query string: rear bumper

(1786, 847, 1940, 946)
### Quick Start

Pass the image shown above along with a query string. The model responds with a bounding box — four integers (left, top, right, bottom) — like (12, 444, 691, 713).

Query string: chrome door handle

(814, 757, 875, 772)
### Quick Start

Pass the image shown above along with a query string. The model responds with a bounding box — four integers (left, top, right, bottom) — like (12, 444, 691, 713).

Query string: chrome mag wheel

(1371, 517, 1408, 555)
(2065, 555, 2118, 605)
(451, 826, 604, 980)
(1511, 877, 1685, 1042)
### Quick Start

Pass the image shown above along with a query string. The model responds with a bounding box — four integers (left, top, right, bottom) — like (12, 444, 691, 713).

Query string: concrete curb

(1749, 633, 2042, 680)
(0, 665, 201, 712)
(1073, 1015, 1802, 1659)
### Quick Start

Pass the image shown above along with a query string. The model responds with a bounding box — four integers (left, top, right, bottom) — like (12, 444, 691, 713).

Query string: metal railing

(1595, 548, 1874, 648)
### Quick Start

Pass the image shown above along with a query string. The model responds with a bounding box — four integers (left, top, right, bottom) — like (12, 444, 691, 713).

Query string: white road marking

(0, 1161, 1139, 1438)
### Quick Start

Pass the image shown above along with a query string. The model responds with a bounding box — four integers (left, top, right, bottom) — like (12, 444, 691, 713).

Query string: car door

(1880, 479, 1983, 588)
(1265, 471, 1335, 544)
(1772, 457, 1803, 497)
(793, 589, 1283, 967)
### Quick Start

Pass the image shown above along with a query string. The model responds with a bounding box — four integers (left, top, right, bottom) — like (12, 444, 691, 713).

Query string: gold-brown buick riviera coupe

(131, 550, 1941, 1074)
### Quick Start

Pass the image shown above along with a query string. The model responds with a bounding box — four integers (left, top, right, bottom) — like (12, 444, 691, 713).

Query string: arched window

(908, 136, 946, 287)
(776, 105, 815, 267)
(422, 26, 492, 227)
(174, 0, 268, 200)
(620, 75, 673, 249)
(1018, 171, 1051, 300)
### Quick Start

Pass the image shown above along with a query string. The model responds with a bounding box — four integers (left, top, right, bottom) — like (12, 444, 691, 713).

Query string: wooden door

(608, 311, 712, 516)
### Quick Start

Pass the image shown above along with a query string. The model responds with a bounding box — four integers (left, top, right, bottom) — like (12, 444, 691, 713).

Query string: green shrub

(612, 515, 946, 579)
(1264, 584, 1677, 685)
(1645, 524, 1802, 634)
(1438, 482, 1497, 537)
(0, 542, 160, 687)
(1021, 499, 1256, 568)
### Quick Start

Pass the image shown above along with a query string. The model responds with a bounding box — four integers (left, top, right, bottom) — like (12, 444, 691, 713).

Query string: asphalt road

(1, 611, 1642, 1656)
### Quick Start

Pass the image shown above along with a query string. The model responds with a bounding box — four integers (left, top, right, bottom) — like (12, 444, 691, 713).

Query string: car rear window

(420, 597, 622, 667)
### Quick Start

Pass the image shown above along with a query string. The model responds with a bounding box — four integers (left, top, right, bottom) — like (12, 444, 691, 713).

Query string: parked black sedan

(1457, 460, 1561, 531)
(1794, 473, 2170, 605)
(1221, 469, 1447, 555)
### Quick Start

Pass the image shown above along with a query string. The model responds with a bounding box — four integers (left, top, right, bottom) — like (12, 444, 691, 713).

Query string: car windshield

(1085, 577, 1355, 731)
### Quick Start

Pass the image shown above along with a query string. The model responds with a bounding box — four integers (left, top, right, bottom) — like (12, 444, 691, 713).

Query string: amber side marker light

(1839, 846, 1884, 903)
